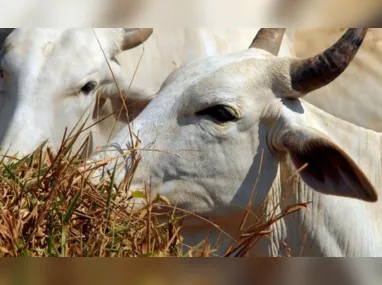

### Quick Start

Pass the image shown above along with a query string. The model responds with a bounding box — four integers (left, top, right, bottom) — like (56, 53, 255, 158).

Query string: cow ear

(276, 126, 378, 202)
(109, 90, 153, 122)
(120, 28, 153, 51)
(0, 28, 14, 48)
(98, 80, 154, 122)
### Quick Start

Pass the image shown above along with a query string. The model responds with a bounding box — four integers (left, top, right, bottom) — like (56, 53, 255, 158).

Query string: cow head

(91, 28, 377, 217)
(0, 28, 153, 158)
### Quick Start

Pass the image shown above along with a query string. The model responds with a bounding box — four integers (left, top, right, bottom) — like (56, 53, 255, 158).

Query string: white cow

(90, 28, 382, 257)
(0, 28, 294, 159)
(0, 28, 153, 158)
(120, 28, 382, 133)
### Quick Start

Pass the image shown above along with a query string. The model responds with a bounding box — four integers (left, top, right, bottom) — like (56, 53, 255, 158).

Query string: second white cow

(90, 28, 382, 257)
(0, 28, 153, 158)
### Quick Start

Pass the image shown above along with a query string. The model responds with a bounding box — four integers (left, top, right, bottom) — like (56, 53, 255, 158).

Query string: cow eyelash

(81, 81, 98, 94)
(196, 105, 239, 124)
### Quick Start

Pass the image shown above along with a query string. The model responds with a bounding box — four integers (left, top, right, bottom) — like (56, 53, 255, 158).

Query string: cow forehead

(2, 29, 118, 66)
(160, 48, 278, 101)
(1, 29, 119, 88)
(5, 28, 116, 47)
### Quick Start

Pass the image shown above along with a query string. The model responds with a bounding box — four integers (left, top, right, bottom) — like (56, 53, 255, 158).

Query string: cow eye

(81, 81, 97, 94)
(196, 105, 238, 123)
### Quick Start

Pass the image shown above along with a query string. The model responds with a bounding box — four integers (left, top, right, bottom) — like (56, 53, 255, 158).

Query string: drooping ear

(98, 79, 155, 122)
(276, 126, 378, 202)
(120, 28, 153, 51)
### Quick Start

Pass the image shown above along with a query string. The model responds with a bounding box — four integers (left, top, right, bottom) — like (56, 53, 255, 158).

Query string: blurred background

(0, 258, 381, 285)
(0, 0, 381, 26)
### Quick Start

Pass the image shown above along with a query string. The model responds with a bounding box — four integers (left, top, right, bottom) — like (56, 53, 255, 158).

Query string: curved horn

(289, 28, 368, 96)
(0, 28, 15, 47)
(249, 28, 286, 56)
(121, 28, 153, 51)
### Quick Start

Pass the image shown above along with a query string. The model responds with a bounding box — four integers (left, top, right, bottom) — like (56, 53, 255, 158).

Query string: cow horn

(289, 28, 368, 96)
(121, 28, 153, 51)
(0, 28, 15, 47)
(249, 28, 286, 56)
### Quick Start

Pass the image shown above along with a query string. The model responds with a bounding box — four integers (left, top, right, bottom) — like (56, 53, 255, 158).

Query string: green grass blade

(63, 190, 82, 225)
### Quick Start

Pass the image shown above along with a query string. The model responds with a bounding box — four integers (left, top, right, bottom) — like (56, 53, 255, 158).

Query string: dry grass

(0, 123, 306, 257)
(0, 124, 184, 257)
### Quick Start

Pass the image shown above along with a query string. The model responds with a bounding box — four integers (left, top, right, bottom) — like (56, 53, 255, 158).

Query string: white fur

(91, 40, 382, 258)
(0, 28, 139, 157)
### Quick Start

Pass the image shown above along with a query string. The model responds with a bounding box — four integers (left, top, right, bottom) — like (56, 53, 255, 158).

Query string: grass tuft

(0, 127, 305, 256)
(0, 135, 306, 257)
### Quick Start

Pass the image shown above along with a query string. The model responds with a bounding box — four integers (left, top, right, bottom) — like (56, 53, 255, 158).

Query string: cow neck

(273, 101, 382, 256)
